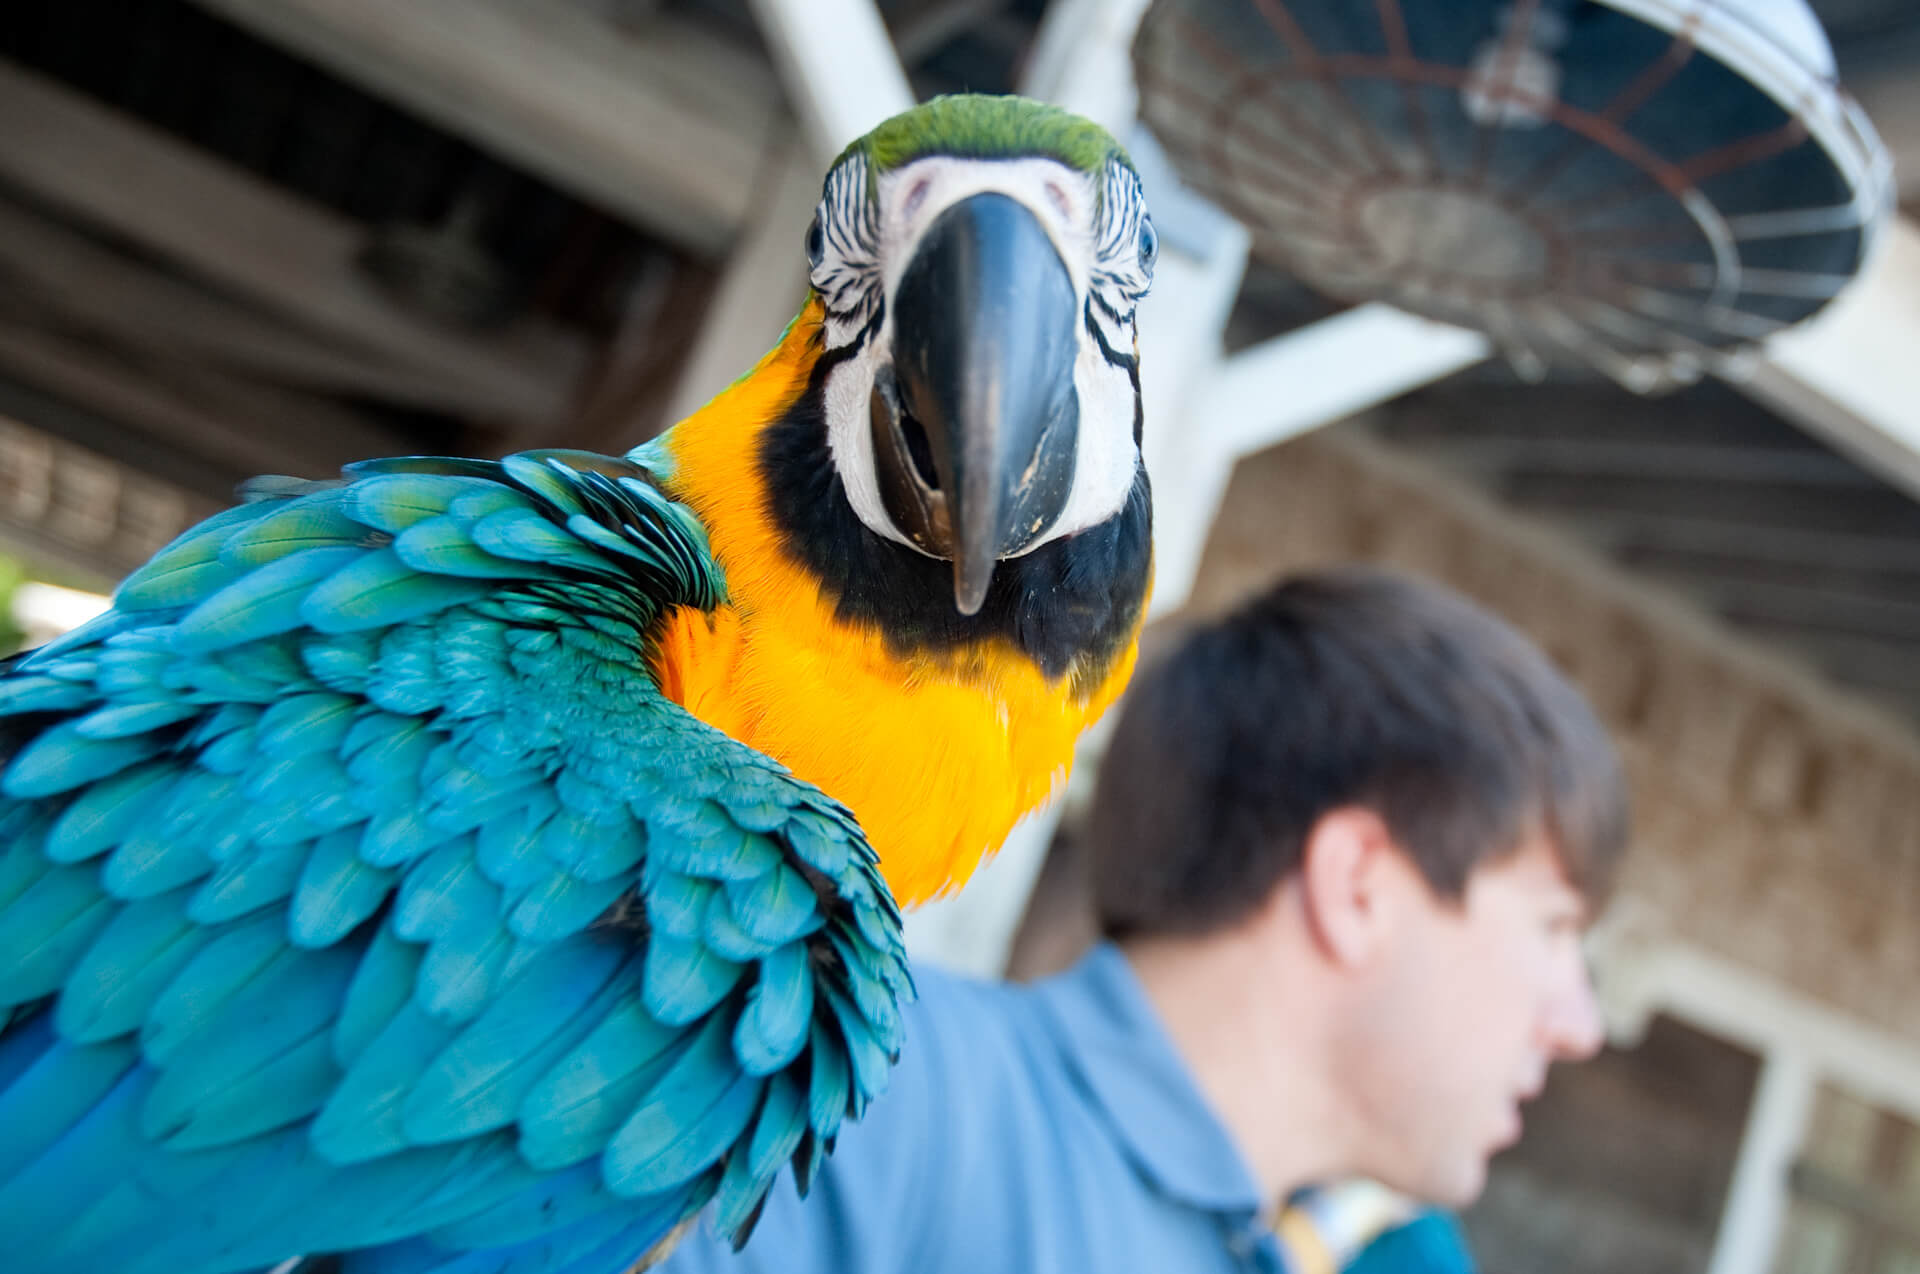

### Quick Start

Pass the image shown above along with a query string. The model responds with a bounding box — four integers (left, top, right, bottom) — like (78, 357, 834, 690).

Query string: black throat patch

(757, 342, 1152, 686)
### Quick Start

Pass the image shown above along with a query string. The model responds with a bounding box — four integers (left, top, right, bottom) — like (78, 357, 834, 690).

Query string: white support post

(1707, 1048, 1817, 1274)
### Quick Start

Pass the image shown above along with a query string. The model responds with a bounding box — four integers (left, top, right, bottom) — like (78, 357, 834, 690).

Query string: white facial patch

(810, 153, 1152, 556)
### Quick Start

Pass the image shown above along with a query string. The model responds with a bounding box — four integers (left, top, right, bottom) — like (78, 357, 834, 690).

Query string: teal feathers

(0, 450, 912, 1274)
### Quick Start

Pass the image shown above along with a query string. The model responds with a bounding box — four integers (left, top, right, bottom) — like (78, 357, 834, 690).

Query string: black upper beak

(873, 192, 1080, 616)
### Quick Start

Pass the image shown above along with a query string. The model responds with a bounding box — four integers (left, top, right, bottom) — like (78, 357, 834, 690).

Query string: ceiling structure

(0, 0, 1915, 736)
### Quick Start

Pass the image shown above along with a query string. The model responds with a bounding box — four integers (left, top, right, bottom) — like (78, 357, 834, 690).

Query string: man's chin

(1434, 1162, 1489, 1211)
(1380, 1156, 1488, 1212)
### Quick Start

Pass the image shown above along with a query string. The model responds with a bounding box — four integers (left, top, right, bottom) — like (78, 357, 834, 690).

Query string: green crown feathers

(842, 93, 1135, 181)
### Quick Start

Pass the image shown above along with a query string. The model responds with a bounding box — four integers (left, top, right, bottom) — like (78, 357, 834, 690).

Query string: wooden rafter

(0, 61, 587, 429)
(0, 196, 511, 419)
(185, 0, 783, 256)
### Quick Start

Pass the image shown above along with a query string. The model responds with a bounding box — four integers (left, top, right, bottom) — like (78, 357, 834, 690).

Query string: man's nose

(1544, 963, 1606, 1061)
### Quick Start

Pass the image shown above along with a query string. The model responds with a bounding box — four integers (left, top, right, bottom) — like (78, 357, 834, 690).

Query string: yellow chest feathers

(651, 599, 1132, 908)
(648, 306, 1140, 908)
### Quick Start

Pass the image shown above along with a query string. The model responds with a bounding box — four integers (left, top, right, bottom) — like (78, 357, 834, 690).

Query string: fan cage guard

(1133, 0, 1894, 390)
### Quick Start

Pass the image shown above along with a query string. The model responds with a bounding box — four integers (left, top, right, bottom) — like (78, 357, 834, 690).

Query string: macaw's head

(801, 94, 1157, 618)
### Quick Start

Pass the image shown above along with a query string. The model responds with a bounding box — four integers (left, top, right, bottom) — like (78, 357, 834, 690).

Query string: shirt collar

(1032, 942, 1268, 1217)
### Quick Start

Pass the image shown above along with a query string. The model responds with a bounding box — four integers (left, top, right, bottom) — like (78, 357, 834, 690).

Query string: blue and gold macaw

(0, 95, 1156, 1273)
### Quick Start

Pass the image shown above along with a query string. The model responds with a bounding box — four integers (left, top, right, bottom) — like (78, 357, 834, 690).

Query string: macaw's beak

(873, 191, 1080, 616)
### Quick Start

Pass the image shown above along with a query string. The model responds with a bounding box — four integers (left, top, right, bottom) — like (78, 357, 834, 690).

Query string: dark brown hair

(1091, 567, 1628, 941)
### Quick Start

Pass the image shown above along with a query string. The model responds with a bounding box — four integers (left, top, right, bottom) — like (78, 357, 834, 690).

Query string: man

(664, 566, 1625, 1274)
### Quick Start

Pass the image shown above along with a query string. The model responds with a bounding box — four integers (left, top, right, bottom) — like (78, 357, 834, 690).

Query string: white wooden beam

(1148, 305, 1491, 617)
(1590, 920, 1920, 1274)
(1743, 217, 1920, 504)
(1201, 307, 1496, 463)
(0, 319, 401, 480)
(0, 61, 584, 428)
(186, 0, 779, 257)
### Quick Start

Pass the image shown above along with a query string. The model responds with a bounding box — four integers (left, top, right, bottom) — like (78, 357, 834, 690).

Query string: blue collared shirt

(661, 943, 1289, 1274)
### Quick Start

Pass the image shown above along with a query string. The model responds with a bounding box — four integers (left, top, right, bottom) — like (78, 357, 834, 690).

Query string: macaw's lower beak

(872, 191, 1080, 616)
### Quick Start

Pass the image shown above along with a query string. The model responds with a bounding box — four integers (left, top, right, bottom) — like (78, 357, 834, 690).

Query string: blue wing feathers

(506, 869, 629, 944)
(216, 491, 365, 568)
(57, 889, 209, 1043)
(141, 914, 294, 1066)
(415, 912, 517, 1023)
(0, 449, 910, 1272)
(726, 862, 822, 947)
(742, 1070, 808, 1189)
(400, 944, 631, 1147)
(303, 549, 495, 634)
(700, 889, 777, 964)
(292, 830, 397, 945)
(173, 546, 366, 654)
(140, 945, 359, 1149)
(641, 935, 745, 1028)
(602, 1012, 758, 1197)
(44, 760, 177, 863)
(314, 998, 463, 1164)
(803, 1020, 851, 1146)
(0, 863, 114, 1006)
(190, 836, 307, 924)
(733, 946, 814, 1077)
(102, 815, 217, 898)
(5, 719, 167, 797)
(0, 1033, 139, 1188)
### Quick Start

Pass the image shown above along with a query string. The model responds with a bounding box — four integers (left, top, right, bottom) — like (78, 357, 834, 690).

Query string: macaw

(0, 94, 1156, 1274)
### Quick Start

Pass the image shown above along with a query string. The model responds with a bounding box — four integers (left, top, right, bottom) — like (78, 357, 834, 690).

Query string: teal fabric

(1346, 1213, 1477, 1274)
(0, 450, 911, 1274)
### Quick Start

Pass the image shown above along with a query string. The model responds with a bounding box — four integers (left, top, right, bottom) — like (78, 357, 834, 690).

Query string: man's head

(1090, 567, 1628, 1206)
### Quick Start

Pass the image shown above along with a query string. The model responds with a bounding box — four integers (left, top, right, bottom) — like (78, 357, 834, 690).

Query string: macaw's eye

(805, 214, 826, 269)
(1138, 216, 1159, 273)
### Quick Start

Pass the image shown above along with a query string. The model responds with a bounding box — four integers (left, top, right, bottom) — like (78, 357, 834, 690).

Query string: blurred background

(0, 1, 1915, 1270)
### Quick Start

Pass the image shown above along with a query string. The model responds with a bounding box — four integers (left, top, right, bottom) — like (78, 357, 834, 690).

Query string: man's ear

(1298, 806, 1403, 968)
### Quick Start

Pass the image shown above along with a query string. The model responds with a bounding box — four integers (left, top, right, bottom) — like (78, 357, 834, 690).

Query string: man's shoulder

(894, 963, 1057, 1091)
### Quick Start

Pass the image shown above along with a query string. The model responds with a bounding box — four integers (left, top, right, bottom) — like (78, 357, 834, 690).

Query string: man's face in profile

(1343, 836, 1604, 1207)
